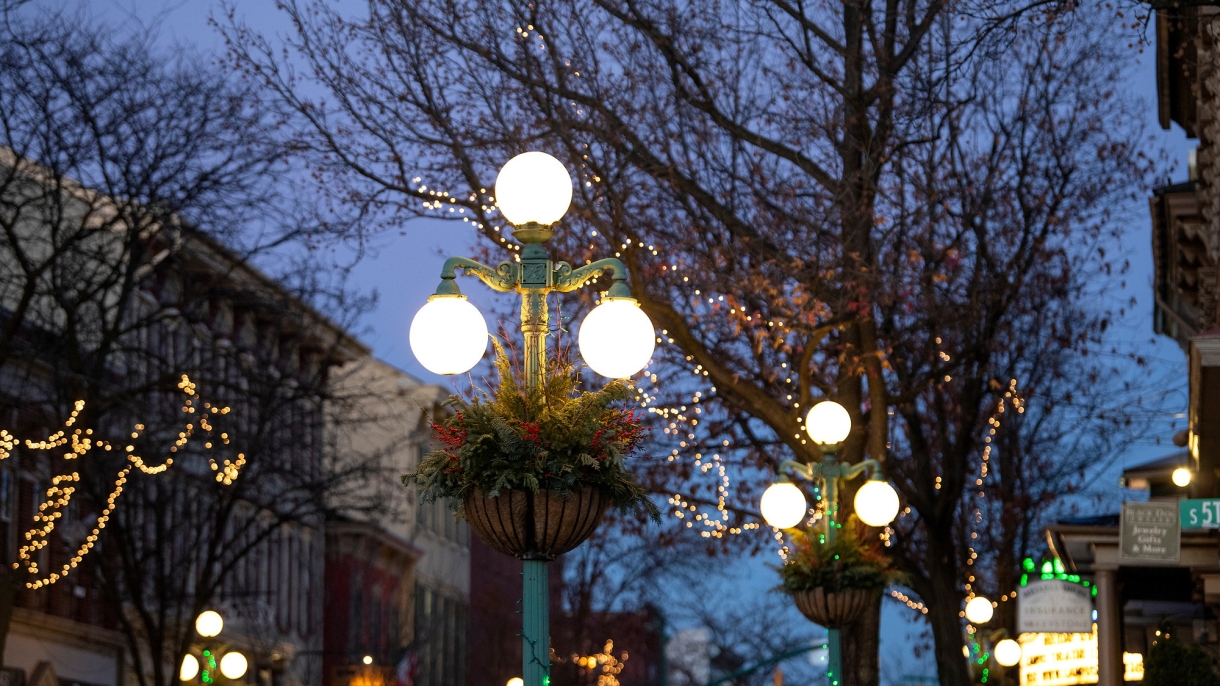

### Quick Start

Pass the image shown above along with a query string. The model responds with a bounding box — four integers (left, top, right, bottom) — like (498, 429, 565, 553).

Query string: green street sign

(1180, 498, 1220, 529)
(1120, 501, 1180, 563)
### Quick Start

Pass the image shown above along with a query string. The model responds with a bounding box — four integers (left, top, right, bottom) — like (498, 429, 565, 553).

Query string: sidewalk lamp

(408, 152, 656, 686)
(965, 596, 994, 625)
(179, 610, 248, 682)
(994, 638, 1022, 667)
(759, 400, 900, 686)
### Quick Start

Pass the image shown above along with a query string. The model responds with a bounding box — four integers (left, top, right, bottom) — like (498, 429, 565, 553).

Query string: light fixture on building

(507, 678, 525, 686)
(1173, 467, 1192, 487)
(363, 655, 374, 666)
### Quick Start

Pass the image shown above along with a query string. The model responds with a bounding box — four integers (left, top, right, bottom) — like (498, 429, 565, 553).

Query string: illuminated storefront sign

(1018, 627, 1144, 684)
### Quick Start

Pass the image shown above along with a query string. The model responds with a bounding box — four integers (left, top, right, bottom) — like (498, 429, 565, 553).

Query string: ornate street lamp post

(179, 610, 249, 683)
(409, 152, 656, 686)
(758, 400, 900, 686)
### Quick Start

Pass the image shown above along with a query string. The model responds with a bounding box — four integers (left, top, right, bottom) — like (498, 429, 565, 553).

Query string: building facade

(324, 357, 468, 686)
(1040, 7, 1220, 686)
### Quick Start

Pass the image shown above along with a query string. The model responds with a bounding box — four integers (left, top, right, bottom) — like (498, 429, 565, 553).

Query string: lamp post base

(523, 560, 550, 686)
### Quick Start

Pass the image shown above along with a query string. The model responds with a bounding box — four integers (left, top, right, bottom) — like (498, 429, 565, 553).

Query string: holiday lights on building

(3, 375, 241, 589)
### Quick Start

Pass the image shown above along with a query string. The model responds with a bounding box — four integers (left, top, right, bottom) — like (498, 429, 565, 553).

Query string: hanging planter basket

(463, 486, 606, 560)
(792, 587, 878, 628)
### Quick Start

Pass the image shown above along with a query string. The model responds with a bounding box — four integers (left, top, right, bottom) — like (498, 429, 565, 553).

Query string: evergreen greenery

(778, 515, 902, 594)
(1144, 621, 1220, 686)
(405, 342, 659, 519)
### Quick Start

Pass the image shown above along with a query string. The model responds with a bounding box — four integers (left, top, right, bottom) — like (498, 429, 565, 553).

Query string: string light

(6, 375, 241, 589)
(572, 640, 628, 686)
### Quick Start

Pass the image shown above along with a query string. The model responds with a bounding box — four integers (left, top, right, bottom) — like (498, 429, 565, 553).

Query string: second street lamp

(180, 610, 247, 683)
(760, 400, 900, 686)
(408, 151, 656, 686)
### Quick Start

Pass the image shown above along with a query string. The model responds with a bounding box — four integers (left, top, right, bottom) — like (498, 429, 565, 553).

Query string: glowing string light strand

(3, 375, 242, 589)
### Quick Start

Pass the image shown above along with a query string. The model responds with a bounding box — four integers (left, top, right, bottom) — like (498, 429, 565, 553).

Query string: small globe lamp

(219, 652, 248, 680)
(853, 477, 900, 528)
(994, 638, 1022, 667)
(965, 596, 995, 624)
(194, 610, 223, 638)
(408, 296, 488, 375)
(760, 480, 808, 529)
(1173, 467, 1192, 488)
(805, 400, 852, 446)
(179, 655, 200, 681)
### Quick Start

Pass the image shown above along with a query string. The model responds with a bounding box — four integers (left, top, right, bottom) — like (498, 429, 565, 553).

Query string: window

(414, 585, 468, 686)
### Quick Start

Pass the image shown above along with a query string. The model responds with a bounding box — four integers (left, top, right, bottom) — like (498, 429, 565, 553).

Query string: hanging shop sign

(1018, 579, 1094, 634)
(1120, 501, 1180, 563)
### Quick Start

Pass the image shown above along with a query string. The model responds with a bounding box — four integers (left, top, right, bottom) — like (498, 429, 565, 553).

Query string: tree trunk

(841, 593, 881, 686)
(928, 565, 972, 686)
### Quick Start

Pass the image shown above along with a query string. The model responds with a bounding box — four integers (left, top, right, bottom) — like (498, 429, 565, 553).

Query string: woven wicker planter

(792, 587, 878, 628)
(463, 487, 605, 560)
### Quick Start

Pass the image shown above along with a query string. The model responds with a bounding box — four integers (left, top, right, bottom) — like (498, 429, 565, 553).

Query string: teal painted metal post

(821, 452, 842, 686)
(827, 629, 842, 686)
(523, 560, 550, 686)
(521, 236, 551, 686)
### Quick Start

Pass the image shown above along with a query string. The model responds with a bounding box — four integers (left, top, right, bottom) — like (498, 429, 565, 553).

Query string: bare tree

(0, 10, 390, 686)
(220, 1, 1154, 683)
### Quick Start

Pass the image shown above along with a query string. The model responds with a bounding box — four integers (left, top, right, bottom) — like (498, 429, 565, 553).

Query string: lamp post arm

(552, 258, 632, 298)
(434, 256, 519, 295)
(778, 459, 819, 482)
(842, 458, 883, 481)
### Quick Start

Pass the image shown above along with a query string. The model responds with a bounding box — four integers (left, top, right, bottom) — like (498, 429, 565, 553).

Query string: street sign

(1018, 579, 1093, 633)
(1180, 498, 1220, 529)
(1120, 501, 1180, 563)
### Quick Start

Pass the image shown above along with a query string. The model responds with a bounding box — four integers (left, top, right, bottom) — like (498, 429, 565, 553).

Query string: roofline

(0, 145, 370, 361)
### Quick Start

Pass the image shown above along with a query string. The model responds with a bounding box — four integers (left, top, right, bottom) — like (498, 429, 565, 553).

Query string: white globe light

(995, 638, 1022, 667)
(495, 151, 573, 226)
(1173, 467, 1192, 487)
(507, 679, 524, 686)
(965, 596, 994, 624)
(854, 480, 900, 527)
(578, 299, 655, 378)
(195, 610, 223, 638)
(805, 401, 851, 445)
(179, 655, 199, 681)
(220, 652, 249, 679)
(409, 297, 488, 375)
(760, 482, 808, 529)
